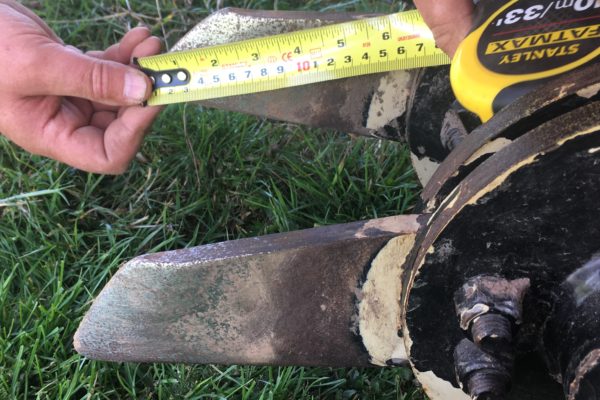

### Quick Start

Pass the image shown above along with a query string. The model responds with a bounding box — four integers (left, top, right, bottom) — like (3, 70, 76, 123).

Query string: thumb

(414, 0, 473, 56)
(29, 44, 151, 106)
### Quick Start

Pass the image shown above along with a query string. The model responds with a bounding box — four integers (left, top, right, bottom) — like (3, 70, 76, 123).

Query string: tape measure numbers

(136, 10, 450, 106)
(139, 1, 599, 119)
(452, 0, 600, 121)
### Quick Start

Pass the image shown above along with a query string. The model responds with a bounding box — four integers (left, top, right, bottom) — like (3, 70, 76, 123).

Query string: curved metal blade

(172, 8, 417, 142)
(74, 215, 420, 366)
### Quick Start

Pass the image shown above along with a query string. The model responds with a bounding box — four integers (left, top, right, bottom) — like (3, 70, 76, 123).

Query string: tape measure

(138, 2, 600, 121)
(136, 10, 449, 107)
(452, 0, 600, 122)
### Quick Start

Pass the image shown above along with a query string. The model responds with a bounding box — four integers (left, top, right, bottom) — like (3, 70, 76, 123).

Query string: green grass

(0, 1, 425, 399)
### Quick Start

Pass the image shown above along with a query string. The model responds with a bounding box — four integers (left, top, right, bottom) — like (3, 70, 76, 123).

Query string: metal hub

(403, 65, 600, 400)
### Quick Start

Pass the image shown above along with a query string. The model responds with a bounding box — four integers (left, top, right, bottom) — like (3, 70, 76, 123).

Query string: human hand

(414, 0, 474, 57)
(0, 1, 162, 174)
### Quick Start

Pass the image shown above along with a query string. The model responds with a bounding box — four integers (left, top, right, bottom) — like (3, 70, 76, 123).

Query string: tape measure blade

(146, 56, 450, 107)
(139, 10, 450, 106)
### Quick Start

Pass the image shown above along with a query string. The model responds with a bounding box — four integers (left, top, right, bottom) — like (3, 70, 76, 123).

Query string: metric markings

(137, 10, 450, 106)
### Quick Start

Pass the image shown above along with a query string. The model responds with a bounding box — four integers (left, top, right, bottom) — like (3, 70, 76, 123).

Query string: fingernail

(124, 71, 148, 103)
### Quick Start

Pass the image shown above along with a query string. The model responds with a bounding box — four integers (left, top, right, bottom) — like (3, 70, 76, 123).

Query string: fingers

(100, 27, 153, 64)
(49, 32, 163, 174)
(66, 32, 163, 173)
(88, 32, 163, 112)
(15, 23, 162, 107)
(90, 111, 117, 130)
(102, 106, 162, 173)
(4, 92, 161, 174)
(131, 36, 163, 59)
(1, 15, 166, 174)
(414, 0, 474, 56)
(46, 105, 161, 174)
(88, 27, 161, 65)
(22, 97, 160, 174)
(25, 43, 152, 106)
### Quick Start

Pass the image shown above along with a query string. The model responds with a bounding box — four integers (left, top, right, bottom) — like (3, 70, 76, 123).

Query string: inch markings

(137, 10, 450, 106)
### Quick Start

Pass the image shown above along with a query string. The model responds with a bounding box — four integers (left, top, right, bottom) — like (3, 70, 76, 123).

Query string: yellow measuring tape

(136, 10, 450, 106)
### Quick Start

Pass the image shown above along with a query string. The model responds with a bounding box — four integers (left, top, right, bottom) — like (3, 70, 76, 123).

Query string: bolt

(467, 372, 508, 400)
(442, 127, 466, 152)
(453, 276, 529, 399)
(454, 276, 529, 354)
(454, 339, 513, 400)
(471, 313, 513, 355)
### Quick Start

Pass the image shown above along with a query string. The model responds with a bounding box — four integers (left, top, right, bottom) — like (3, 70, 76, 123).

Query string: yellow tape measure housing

(136, 10, 450, 106)
(452, 0, 600, 122)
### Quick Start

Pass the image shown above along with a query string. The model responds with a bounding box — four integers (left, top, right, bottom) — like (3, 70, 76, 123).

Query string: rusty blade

(171, 8, 417, 142)
(74, 215, 420, 367)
